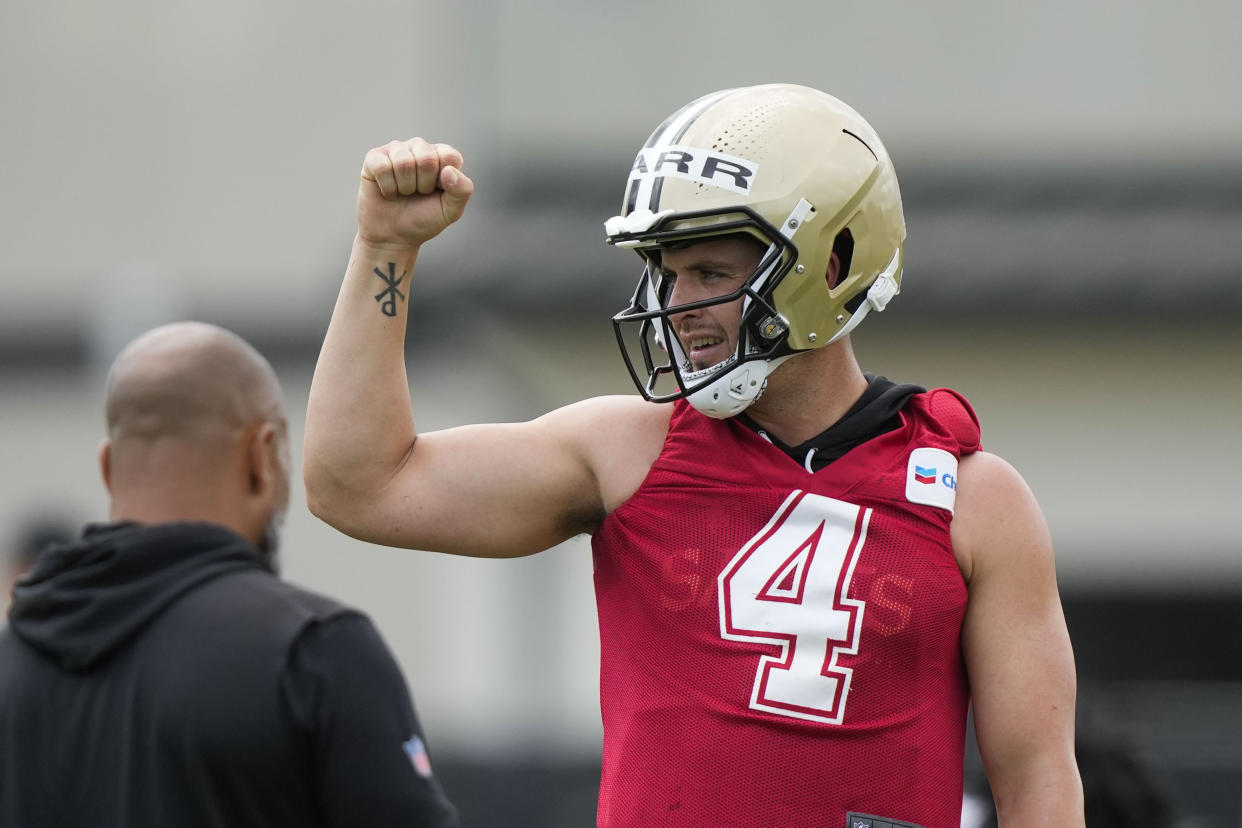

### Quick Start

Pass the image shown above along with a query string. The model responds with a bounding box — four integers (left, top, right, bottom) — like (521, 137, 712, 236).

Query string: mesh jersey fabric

(591, 389, 982, 828)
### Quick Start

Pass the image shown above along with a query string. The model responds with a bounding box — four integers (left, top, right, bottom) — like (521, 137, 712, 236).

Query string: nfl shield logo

(402, 735, 433, 778)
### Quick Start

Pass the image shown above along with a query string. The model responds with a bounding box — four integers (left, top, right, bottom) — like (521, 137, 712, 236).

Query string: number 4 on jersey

(717, 490, 870, 725)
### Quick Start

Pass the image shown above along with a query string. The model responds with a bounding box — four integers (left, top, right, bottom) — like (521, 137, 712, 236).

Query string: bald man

(0, 322, 459, 828)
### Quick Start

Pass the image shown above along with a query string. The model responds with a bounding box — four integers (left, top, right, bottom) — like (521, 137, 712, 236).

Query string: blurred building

(2, 2, 1240, 825)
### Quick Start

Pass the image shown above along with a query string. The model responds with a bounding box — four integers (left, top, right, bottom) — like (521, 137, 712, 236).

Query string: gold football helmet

(606, 84, 906, 417)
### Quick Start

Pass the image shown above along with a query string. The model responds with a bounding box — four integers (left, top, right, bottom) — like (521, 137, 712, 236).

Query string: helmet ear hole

(829, 229, 854, 290)
(834, 229, 870, 316)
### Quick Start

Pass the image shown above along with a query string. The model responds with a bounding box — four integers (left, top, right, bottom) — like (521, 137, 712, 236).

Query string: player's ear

(825, 251, 842, 290)
(245, 422, 279, 497)
(98, 440, 113, 493)
(826, 229, 854, 290)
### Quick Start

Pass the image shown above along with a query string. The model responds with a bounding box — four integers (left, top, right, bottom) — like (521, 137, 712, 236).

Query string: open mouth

(683, 334, 727, 368)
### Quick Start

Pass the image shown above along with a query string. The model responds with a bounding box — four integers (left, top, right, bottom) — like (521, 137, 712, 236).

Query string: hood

(7, 521, 269, 671)
(737, 373, 925, 470)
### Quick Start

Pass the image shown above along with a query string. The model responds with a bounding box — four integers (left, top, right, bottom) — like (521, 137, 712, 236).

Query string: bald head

(106, 321, 285, 445)
(101, 322, 290, 547)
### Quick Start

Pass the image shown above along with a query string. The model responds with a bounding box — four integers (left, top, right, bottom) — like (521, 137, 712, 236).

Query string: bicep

(955, 453, 1080, 804)
(337, 415, 603, 557)
(318, 395, 669, 559)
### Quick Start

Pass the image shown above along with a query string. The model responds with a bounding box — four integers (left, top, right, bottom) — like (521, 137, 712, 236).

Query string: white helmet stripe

(627, 87, 737, 215)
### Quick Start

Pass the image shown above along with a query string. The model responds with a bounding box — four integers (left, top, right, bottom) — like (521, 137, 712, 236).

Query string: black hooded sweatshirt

(737, 373, 925, 470)
(0, 521, 458, 828)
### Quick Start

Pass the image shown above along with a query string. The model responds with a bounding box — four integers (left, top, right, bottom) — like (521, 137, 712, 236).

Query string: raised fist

(356, 138, 474, 251)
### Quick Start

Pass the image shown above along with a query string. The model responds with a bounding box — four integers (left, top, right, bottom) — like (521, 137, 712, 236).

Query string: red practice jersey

(591, 389, 982, 828)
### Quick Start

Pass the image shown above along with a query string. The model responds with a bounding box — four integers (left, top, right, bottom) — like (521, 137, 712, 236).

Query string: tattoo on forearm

(372, 263, 406, 317)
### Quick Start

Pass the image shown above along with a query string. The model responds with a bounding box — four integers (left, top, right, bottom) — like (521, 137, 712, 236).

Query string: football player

(305, 84, 1083, 828)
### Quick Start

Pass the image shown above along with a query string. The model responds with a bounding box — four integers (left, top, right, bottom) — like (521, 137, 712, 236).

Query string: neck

(742, 340, 868, 445)
(104, 441, 269, 548)
(109, 493, 257, 545)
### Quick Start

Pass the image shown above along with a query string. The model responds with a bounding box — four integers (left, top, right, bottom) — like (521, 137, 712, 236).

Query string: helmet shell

(617, 84, 906, 349)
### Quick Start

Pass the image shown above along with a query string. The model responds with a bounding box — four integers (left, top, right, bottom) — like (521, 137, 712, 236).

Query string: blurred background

(2, 1, 1240, 825)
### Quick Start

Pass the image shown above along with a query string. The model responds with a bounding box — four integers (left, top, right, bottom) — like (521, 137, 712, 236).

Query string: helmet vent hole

(709, 104, 777, 155)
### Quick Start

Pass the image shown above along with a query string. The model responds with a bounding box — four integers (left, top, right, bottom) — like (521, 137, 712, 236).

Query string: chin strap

(687, 354, 795, 418)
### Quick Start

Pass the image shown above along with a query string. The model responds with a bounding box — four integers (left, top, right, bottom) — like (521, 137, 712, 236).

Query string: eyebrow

(661, 256, 746, 276)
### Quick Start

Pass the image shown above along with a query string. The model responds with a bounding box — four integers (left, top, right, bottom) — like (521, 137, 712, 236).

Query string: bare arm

(954, 451, 1084, 827)
(304, 138, 668, 557)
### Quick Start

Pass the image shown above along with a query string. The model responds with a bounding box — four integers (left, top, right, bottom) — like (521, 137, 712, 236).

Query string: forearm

(304, 235, 421, 507)
(991, 756, 1084, 828)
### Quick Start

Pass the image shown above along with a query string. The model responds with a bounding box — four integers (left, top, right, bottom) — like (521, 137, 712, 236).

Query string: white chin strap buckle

(867, 261, 900, 311)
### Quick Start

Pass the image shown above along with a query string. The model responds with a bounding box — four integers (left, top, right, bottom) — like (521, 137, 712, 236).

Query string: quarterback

(304, 84, 1084, 827)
